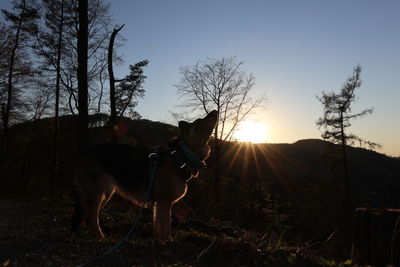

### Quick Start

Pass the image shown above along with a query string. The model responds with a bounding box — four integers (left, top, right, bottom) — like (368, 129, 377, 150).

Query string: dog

(71, 110, 218, 243)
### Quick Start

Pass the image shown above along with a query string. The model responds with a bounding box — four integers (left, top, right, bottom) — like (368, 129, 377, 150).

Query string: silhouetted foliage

(316, 65, 380, 150)
(107, 24, 147, 133)
(115, 60, 148, 119)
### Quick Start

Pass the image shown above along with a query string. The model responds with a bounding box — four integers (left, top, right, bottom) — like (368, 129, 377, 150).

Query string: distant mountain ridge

(258, 138, 400, 208)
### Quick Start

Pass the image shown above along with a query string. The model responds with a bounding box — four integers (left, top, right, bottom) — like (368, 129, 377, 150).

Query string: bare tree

(1, 0, 39, 165)
(316, 65, 381, 205)
(0, 22, 33, 123)
(176, 56, 265, 141)
(77, 0, 88, 151)
(107, 24, 147, 141)
(50, 0, 64, 192)
(176, 56, 266, 206)
(34, 0, 113, 116)
(63, 0, 113, 115)
(108, 24, 124, 140)
(34, 0, 68, 193)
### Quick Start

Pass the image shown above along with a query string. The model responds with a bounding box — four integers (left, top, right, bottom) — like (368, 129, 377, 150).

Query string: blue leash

(176, 140, 205, 169)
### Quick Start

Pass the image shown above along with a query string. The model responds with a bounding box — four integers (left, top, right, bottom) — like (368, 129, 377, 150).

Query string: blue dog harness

(148, 139, 206, 186)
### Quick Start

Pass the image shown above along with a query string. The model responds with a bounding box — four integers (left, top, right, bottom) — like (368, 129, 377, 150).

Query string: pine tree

(107, 24, 147, 140)
(316, 65, 381, 206)
(114, 60, 148, 120)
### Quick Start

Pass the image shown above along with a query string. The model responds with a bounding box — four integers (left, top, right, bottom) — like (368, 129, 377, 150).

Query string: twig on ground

(196, 237, 217, 261)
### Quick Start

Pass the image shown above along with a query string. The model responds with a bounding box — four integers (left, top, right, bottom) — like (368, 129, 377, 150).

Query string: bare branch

(176, 56, 266, 141)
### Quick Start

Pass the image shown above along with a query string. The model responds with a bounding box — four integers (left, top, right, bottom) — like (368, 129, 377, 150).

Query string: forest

(1, 0, 400, 266)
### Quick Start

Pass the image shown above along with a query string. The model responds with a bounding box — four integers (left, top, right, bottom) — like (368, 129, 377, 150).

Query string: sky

(2, 0, 399, 156)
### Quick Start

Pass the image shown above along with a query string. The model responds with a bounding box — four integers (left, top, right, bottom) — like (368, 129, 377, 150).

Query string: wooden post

(352, 207, 400, 266)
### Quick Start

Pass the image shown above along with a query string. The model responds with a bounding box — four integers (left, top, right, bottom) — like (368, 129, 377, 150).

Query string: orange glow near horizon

(233, 120, 268, 143)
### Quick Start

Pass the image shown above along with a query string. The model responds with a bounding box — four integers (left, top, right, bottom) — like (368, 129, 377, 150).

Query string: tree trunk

(107, 24, 124, 142)
(0, 0, 26, 167)
(21, 121, 40, 196)
(213, 121, 221, 208)
(52, 0, 64, 195)
(340, 112, 352, 208)
(77, 0, 89, 152)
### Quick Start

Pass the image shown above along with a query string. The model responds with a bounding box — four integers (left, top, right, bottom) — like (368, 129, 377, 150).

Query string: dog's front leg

(153, 203, 161, 244)
(153, 201, 172, 244)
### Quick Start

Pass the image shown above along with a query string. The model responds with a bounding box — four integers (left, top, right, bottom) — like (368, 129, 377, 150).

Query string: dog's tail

(71, 188, 84, 232)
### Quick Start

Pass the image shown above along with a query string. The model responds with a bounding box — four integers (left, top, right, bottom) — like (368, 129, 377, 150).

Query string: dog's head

(178, 110, 218, 160)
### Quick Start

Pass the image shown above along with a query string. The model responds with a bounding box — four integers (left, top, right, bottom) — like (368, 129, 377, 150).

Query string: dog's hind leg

(100, 187, 115, 209)
(84, 191, 106, 238)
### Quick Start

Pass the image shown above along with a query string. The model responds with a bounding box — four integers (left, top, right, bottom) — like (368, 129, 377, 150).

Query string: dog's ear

(178, 121, 190, 131)
(203, 110, 218, 128)
(206, 110, 218, 119)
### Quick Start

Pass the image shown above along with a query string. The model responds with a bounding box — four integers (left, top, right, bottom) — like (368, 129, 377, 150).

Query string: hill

(1, 116, 399, 265)
(1, 115, 399, 205)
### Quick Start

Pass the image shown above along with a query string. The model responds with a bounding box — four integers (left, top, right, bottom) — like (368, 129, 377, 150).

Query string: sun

(233, 120, 268, 143)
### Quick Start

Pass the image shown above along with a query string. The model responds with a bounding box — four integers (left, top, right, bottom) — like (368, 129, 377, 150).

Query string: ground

(0, 197, 335, 267)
